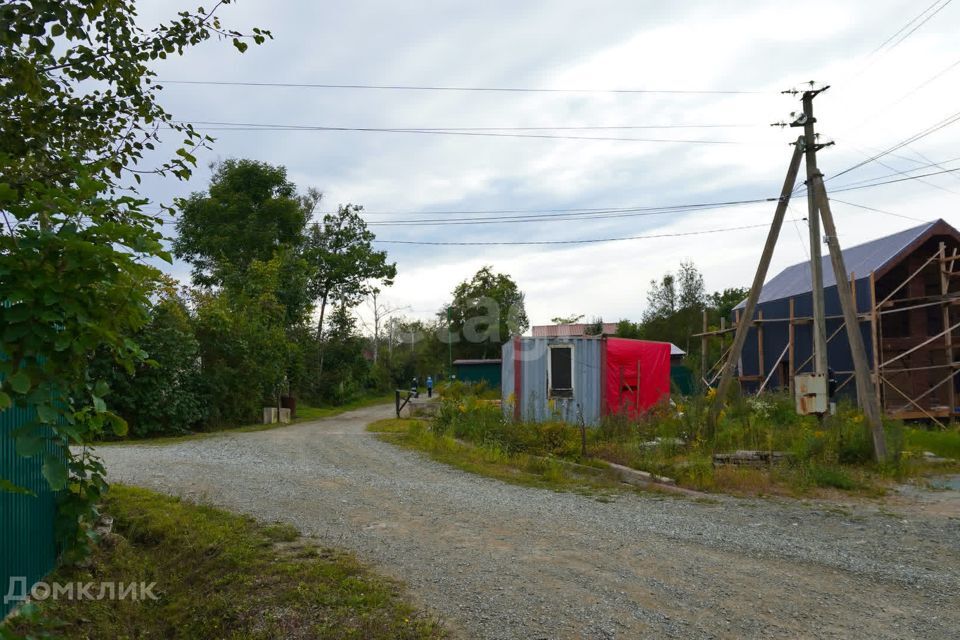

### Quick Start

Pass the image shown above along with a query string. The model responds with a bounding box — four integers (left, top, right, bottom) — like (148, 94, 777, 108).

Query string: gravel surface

(98, 405, 960, 639)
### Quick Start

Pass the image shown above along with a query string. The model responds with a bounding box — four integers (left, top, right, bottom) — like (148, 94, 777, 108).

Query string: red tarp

(604, 338, 671, 417)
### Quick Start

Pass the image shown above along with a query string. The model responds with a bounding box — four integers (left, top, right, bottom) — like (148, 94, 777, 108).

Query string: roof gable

(735, 219, 959, 308)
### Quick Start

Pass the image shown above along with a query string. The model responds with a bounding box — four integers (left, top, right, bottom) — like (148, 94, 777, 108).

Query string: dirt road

(98, 405, 960, 639)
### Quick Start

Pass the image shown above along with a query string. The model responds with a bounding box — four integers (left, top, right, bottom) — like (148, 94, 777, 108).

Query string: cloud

(133, 0, 960, 331)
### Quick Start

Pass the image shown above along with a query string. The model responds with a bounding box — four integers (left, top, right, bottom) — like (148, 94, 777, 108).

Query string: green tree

(92, 284, 206, 437)
(0, 1, 267, 555)
(174, 159, 314, 326)
(708, 287, 749, 320)
(306, 204, 396, 373)
(193, 256, 291, 425)
(448, 266, 529, 359)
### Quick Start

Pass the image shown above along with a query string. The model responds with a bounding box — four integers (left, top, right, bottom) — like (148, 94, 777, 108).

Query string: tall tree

(306, 204, 396, 371)
(447, 266, 529, 359)
(0, 0, 267, 556)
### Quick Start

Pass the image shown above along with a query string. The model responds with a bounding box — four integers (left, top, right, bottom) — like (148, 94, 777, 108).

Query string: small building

(731, 219, 960, 420)
(501, 336, 671, 425)
(453, 359, 502, 389)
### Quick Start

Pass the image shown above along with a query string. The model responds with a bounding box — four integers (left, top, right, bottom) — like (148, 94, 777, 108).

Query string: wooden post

(940, 243, 956, 417)
(850, 272, 860, 408)
(709, 139, 805, 430)
(869, 271, 882, 410)
(788, 297, 796, 394)
(812, 179, 887, 461)
(757, 310, 765, 380)
(701, 309, 708, 388)
(801, 91, 829, 376)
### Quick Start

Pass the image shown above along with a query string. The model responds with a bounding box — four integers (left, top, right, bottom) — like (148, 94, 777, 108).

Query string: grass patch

(2, 485, 443, 640)
(99, 394, 395, 446)
(903, 426, 960, 459)
(387, 390, 960, 499)
(367, 418, 622, 495)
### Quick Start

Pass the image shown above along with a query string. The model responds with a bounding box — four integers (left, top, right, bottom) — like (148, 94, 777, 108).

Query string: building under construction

(703, 219, 960, 423)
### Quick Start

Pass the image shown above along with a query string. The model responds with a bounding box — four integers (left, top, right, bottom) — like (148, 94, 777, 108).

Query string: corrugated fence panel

(502, 337, 603, 425)
(1, 401, 63, 617)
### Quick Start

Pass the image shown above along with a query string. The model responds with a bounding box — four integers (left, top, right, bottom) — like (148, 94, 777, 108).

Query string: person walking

(411, 376, 419, 398)
(426, 375, 434, 398)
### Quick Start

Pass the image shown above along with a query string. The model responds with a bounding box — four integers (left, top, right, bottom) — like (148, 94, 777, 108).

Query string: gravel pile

(99, 405, 960, 639)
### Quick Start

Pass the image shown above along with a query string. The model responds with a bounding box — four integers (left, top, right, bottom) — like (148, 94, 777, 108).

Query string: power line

(160, 79, 764, 95)
(370, 221, 789, 246)
(829, 153, 960, 190)
(849, 0, 954, 81)
(180, 120, 741, 144)
(876, 0, 953, 54)
(359, 198, 773, 226)
(828, 109, 960, 180)
(829, 165, 960, 192)
(827, 198, 926, 222)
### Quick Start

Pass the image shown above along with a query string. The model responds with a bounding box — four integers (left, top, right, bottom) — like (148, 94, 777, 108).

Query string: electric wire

(827, 198, 926, 222)
(369, 221, 792, 246)
(828, 109, 960, 181)
(159, 80, 764, 94)
(177, 120, 741, 144)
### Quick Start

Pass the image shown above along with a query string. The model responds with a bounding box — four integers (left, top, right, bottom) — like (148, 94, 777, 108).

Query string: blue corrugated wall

(1, 403, 63, 617)
(502, 337, 604, 425)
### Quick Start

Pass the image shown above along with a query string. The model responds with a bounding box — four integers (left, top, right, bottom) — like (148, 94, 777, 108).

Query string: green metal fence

(1, 403, 63, 617)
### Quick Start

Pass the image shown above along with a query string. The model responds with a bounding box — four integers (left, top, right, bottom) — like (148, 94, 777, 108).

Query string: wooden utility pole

(797, 88, 830, 376)
(812, 181, 887, 461)
(708, 139, 804, 431)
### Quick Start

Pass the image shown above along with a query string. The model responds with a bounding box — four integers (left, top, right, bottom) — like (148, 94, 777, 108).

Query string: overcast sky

(134, 0, 960, 328)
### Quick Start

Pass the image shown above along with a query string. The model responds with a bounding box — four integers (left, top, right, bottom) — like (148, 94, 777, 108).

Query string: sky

(133, 0, 960, 330)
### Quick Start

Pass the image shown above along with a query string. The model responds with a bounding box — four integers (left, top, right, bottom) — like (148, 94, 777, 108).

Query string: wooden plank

(869, 271, 882, 410)
(814, 179, 887, 460)
(700, 309, 708, 386)
(788, 297, 795, 395)
(757, 309, 765, 379)
(941, 243, 956, 415)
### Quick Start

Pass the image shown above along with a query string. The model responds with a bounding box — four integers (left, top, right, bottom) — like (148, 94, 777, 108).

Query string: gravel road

(99, 405, 960, 639)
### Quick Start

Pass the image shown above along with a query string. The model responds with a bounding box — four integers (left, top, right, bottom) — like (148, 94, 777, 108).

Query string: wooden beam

(700, 309, 708, 387)
(941, 243, 956, 415)
(757, 309, 765, 379)
(880, 319, 960, 369)
(709, 138, 805, 432)
(869, 271, 882, 410)
(881, 375, 947, 428)
(877, 250, 940, 308)
(813, 179, 887, 461)
(788, 297, 795, 395)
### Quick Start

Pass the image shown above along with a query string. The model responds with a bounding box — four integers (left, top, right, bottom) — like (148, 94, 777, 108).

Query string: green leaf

(0, 477, 36, 496)
(37, 403, 58, 424)
(92, 395, 107, 414)
(106, 413, 128, 436)
(15, 434, 43, 457)
(42, 454, 69, 491)
(0, 391, 10, 411)
(93, 380, 110, 397)
(8, 371, 30, 394)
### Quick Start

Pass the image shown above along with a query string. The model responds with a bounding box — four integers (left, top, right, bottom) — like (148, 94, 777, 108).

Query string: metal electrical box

(795, 373, 828, 415)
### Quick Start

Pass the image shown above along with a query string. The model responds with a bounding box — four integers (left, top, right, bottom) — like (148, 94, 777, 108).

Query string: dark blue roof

(735, 219, 955, 308)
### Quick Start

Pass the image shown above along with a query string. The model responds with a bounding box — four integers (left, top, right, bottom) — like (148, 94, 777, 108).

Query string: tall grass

(421, 389, 957, 495)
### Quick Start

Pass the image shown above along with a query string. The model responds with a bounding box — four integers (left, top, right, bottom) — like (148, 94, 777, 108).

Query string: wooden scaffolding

(697, 241, 960, 425)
